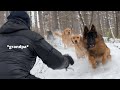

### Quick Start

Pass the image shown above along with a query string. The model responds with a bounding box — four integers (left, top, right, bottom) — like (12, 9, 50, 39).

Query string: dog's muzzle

(88, 44, 95, 49)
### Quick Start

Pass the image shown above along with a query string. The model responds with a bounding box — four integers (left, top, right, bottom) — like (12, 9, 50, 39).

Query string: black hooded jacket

(0, 13, 69, 79)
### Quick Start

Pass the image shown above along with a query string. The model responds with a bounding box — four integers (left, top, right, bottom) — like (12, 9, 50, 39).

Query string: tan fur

(54, 28, 73, 48)
(71, 35, 87, 59)
(83, 32, 111, 69)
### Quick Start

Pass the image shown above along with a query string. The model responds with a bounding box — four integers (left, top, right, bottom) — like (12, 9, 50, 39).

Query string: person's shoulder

(17, 30, 44, 41)
(30, 30, 44, 41)
(25, 30, 43, 41)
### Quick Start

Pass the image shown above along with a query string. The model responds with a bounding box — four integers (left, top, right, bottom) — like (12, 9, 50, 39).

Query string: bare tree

(34, 11, 39, 32)
(78, 11, 85, 33)
(97, 11, 102, 35)
(89, 11, 94, 29)
(115, 11, 119, 38)
(38, 11, 44, 37)
(51, 11, 59, 31)
(107, 11, 115, 39)
(78, 11, 85, 27)
(0, 11, 6, 27)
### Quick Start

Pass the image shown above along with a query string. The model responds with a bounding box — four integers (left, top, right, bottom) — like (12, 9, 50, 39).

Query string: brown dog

(71, 35, 87, 59)
(54, 28, 72, 48)
(83, 25, 111, 69)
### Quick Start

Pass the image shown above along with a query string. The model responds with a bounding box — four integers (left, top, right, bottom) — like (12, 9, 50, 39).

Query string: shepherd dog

(71, 35, 87, 59)
(46, 30, 55, 41)
(83, 24, 111, 69)
(45, 30, 55, 45)
(54, 28, 72, 48)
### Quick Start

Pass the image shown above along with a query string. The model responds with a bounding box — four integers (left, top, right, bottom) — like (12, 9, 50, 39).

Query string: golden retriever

(71, 35, 87, 59)
(54, 28, 73, 48)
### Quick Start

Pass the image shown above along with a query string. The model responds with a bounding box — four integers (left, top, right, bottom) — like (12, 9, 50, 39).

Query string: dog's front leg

(88, 55, 96, 69)
(102, 52, 107, 65)
(106, 48, 111, 61)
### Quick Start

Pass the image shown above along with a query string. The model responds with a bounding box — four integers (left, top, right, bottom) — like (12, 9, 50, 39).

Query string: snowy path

(31, 43, 120, 79)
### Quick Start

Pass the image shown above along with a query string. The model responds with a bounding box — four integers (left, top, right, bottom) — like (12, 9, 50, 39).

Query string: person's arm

(33, 35, 74, 70)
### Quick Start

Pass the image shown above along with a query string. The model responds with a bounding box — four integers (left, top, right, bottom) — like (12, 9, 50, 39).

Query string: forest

(1, 11, 120, 79)
(0, 11, 120, 39)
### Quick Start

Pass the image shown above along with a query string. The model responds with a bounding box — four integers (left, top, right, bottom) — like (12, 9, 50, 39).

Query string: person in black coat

(0, 11, 74, 79)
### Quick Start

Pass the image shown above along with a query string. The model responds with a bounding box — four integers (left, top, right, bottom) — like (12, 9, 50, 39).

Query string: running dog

(83, 25, 111, 69)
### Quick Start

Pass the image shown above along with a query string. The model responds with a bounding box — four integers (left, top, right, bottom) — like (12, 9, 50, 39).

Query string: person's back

(0, 11, 74, 79)
(0, 12, 39, 79)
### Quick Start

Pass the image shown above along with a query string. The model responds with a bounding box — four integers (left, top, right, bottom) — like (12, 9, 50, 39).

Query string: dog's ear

(80, 35, 82, 42)
(83, 26, 89, 38)
(90, 24, 96, 32)
(71, 37, 73, 42)
(91, 24, 97, 37)
(71, 37, 74, 44)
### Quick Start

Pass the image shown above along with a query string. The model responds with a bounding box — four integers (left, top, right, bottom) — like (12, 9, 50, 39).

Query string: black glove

(64, 54, 74, 65)
(63, 54, 74, 69)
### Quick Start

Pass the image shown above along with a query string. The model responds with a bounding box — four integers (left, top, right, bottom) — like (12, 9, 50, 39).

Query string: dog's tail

(54, 32, 62, 38)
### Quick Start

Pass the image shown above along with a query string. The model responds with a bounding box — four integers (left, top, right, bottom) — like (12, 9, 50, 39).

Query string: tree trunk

(115, 11, 119, 38)
(57, 11, 61, 31)
(89, 11, 94, 29)
(78, 11, 85, 33)
(78, 11, 85, 27)
(34, 11, 38, 32)
(52, 11, 59, 31)
(0, 11, 6, 27)
(108, 11, 115, 39)
(98, 11, 102, 35)
(38, 11, 44, 38)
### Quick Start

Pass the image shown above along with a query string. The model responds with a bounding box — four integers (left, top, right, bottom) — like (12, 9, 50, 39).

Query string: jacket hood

(0, 19, 30, 34)
(7, 11, 30, 29)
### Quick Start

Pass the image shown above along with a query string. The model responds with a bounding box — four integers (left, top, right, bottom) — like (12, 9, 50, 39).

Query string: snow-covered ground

(30, 37, 120, 79)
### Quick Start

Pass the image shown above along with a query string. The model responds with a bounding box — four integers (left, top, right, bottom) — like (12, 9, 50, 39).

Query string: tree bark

(34, 11, 38, 32)
(52, 11, 59, 31)
(115, 11, 119, 38)
(89, 11, 94, 29)
(38, 11, 44, 37)
(0, 11, 6, 27)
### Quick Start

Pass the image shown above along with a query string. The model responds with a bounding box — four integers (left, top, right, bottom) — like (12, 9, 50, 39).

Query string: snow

(30, 37, 120, 79)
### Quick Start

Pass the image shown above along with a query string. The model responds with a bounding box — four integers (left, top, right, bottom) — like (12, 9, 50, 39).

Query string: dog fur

(83, 25, 111, 69)
(54, 28, 73, 48)
(71, 35, 87, 59)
